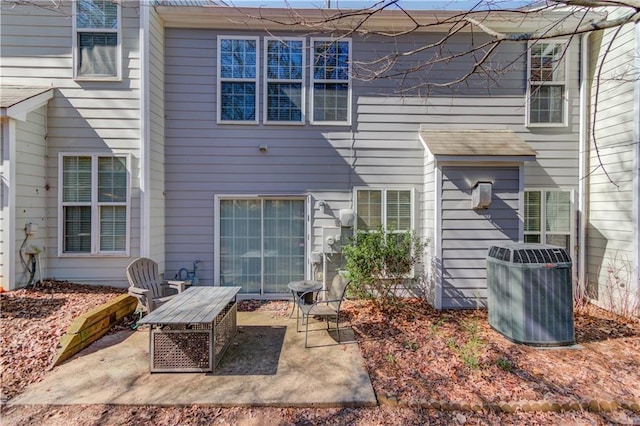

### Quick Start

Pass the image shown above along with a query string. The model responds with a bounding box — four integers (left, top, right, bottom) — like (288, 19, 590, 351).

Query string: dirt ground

(1, 282, 640, 425)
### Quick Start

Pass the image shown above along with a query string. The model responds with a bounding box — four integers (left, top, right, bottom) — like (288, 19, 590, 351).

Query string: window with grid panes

(527, 41, 567, 126)
(311, 38, 351, 124)
(74, 0, 120, 79)
(355, 189, 412, 232)
(218, 37, 258, 123)
(524, 190, 572, 250)
(61, 155, 128, 254)
(264, 37, 304, 123)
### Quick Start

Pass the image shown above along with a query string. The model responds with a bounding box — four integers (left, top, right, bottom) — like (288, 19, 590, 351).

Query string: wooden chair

(126, 257, 187, 316)
(296, 274, 351, 348)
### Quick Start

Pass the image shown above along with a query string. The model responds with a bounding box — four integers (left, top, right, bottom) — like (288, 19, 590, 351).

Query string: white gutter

(139, 3, 151, 258)
(578, 32, 590, 289)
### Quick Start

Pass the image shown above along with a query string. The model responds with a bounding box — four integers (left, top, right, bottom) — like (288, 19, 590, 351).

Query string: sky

(218, 1, 533, 10)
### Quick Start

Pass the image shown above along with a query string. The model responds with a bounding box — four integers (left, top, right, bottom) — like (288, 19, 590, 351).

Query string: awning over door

(1, 85, 54, 121)
(419, 129, 537, 162)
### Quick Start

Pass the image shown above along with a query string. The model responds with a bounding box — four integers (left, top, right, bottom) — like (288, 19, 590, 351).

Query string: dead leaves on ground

(343, 299, 640, 406)
(0, 281, 125, 402)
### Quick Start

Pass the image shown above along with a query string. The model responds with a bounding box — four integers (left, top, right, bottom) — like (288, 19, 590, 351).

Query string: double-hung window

(60, 154, 129, 255)
(524, 189, 573, 250)
(527, 41, 568, 126)
(218, 36, 259, 123)
(264, 37, 305, 124)
(355, 188, 413, 233)
(74, 0, 121, 80)
(311, 38, 351, 125)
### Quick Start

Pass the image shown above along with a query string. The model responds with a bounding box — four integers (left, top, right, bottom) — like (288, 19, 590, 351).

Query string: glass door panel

(220, 199, 262, 293)
(263, 200, 305, 293)
(220, 198, 305, 294)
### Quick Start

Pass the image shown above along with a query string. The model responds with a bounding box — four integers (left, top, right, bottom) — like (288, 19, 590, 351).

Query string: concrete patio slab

(9, 311, 377, 407)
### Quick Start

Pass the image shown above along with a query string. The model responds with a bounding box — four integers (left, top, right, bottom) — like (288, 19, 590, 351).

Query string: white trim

(213, 194, 221, 286)
(433, 155, 535, 163)
(2, 90, 54, 122)
(578, 32, 590, 287)
(216, 35, 260, 125)
(140, 4, 150, 258)
(57, 153, 131, 257)
(263, 36, 306, 125)
(72, 0, 122, 81)
(518, 165, 525, 241)
(1, 120, 16, 289)
(526, 39, 570, 127)
(310, 37, 352, 126)
(434, 165, 443, 309)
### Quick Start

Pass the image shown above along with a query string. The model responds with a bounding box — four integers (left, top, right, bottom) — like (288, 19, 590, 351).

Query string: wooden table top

(138, 286, 241, 325)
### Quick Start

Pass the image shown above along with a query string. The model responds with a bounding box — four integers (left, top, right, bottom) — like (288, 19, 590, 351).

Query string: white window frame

(72, 0, 122, 81)
(263, 37, 306, 125)
(58, 153, 131, 257)
(310, 37, 352, 126)
(217, 36, 260, 125)
(213, 194, 311, 289)
(523, 188, 575, 253)
(353, 187, 415, 233)
(526, 40, 569, 127)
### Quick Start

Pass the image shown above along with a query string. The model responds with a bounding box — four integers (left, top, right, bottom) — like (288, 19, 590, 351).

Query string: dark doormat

(213, 325, 286, 376)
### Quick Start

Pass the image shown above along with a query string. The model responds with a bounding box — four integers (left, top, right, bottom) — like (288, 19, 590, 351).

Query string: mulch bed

(1, 281, 639, 425)
(342, 299, 640, 407)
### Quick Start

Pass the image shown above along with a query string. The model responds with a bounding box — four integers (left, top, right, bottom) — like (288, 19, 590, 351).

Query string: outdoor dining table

(137, 286, 242, 373)
(287, 280, 323, 318)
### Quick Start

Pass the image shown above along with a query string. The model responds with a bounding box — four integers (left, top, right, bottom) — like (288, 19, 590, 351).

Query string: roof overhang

(419, 129, 537, 163)
(154, 5, 601, 34)
(1, 86, 54, 121)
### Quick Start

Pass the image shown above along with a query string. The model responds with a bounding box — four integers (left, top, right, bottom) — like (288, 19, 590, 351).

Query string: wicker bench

(137, 286, 241, 373)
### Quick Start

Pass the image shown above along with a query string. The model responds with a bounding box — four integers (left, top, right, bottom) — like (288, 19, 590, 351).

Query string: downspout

(139, 2, 150, 258)
(578, 33, 591, 289)
(634, 22, 640, 297)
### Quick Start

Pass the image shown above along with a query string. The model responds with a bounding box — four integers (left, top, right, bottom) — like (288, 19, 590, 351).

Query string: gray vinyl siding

(164, 29, 428, 284)
(164, 28, 581, 288)
(13, 107, 48, 288)
(1, 2, 141, 287)
(587, 15, 639, 305)
(440, 166, 520, 309)
(148, 7, 166, 268)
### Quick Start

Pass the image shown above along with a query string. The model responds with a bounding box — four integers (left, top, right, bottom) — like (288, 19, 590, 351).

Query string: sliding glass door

(219, 198, 305, 294)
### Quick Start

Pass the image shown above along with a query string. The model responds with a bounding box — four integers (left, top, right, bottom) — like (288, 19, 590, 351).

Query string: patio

(8, 310, 377, 407)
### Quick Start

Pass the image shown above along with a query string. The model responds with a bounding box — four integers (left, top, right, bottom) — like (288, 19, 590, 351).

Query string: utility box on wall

(322, 227, 341, 254)
(472, 182, 492, 209)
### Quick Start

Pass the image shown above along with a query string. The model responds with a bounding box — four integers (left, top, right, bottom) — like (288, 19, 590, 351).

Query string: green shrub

(342, 227, 426, 308)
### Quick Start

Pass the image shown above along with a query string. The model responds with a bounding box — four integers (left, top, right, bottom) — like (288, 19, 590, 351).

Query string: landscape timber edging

(51, 293, 138, 368)
(377, 394, 640, 413)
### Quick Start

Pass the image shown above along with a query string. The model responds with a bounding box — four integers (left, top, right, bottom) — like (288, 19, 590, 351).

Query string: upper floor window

(218, 36, 259, 123)
(59, 154, 129, 255)
(264, 37, 305, 124)
(524, 189, 573, 250)
(74, 0, 121, 80)
(355, 188, 413, 232)
(527, 41, 568, 126)
(311, 38, 351, 125)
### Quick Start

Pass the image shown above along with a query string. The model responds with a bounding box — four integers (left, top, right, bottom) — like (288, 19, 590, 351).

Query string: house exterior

(1, 1, 636, 312)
